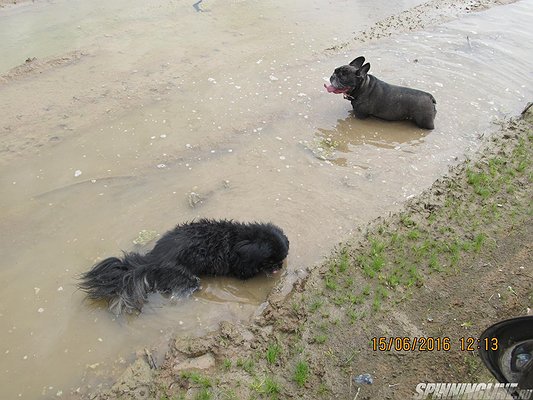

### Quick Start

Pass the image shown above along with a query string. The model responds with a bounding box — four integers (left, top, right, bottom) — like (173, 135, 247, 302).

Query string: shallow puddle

(1, 0, 532, 397)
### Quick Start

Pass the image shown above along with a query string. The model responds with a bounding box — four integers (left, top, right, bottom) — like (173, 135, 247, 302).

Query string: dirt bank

(76, 104, 531, 399)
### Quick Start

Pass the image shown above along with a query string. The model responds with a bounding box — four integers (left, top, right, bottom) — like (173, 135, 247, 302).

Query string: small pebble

(353, 373, 373, 385)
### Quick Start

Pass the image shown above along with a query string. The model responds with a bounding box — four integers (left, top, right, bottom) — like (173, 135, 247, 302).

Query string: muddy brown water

(1, 0, 532, 397)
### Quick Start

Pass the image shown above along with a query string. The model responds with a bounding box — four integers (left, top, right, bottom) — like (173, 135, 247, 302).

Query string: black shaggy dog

(79, 219, 289, 314)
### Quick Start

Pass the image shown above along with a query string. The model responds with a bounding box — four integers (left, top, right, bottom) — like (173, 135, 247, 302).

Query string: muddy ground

(74, 109, 531, 399)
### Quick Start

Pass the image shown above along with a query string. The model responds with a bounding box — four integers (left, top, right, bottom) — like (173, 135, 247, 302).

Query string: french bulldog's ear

(358, 63, 370, 76)
(349, 56, 365, 69)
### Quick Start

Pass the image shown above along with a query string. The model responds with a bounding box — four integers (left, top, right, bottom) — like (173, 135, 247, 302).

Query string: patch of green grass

(390, 232, 404, 246)
(344, 277, 354, 287)
(370, 238, 386, 254)
(317, 383, 330, 396)
(488, 157, 505, 177)
(371, 253, 386, 272)
(350, 144, 522, 292)
(236, 358, 255, 375)
(263, 377, 282, 397)
(266, 343, 281, 365)
(400, 214, 417, 228)
(372, 293, 382, 311)
(251, 376, 281, 399)
(370, 240, 385, 272)
(427, 212, 437, 225)
(387, 268, 402, 287)
(446, 239, 462, 266)
(293, 360, 310, 387)
(466, 168, 492, 199)
(222, 359, 232, 371)
(291, 300, 301, 314)
(309, 298, 323, 313)
(407, 229, 421, 240)
(314, 334, 327, 344)
(332, 295, 346, 307)
(325, 274, 338, 290)
(338, 250, 350, 273)
(292, 342, 305, 355)
(194, 388, 212, 400)
(406, 264, 423, 287)
(181, 371, 212, 388)
(372, 286, 389, 311)
(472, 233, 486, 252)
(348, 293, 364, 305)
(346, 309, 364, 325)
(428, 253, 442, 272)
(516, 159, 528, 173)
(359, 255, 376, 278)
(357, 239, 387, 277)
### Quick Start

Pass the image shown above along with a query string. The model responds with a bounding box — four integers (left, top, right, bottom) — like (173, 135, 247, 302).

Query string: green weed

(251, 376, 281, 399)
(314, 334, 327, 344)
(309, 298, 323, 313)
(293, 360, 310, 387)
(266, 343, 281, 365)
(236, 358, 254, 374)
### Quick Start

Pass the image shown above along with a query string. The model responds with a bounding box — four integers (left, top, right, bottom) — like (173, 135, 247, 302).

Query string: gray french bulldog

(325, 56, 436, 129)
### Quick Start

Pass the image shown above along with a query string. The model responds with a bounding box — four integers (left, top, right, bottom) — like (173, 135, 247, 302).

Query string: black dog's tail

(79, 253, 200, 314)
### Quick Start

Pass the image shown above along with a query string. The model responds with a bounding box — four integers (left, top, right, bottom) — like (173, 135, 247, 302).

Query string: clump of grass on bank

(293, 360, 310, 387)
(236, 358, 255, 375)
(251, 376, 282, 399)
(180, 371, 212, 389)
(266, 343, 281, 365)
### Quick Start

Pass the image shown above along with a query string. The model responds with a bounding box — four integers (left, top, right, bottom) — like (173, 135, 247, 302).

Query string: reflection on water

(315, 114, 428, 165)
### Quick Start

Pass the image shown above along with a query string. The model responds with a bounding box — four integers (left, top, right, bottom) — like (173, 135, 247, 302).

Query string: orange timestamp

(371, 337, 499, 352)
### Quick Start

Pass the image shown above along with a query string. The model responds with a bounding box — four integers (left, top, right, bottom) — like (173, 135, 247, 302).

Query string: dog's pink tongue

(324, 83, 336, 93)
(323, 83, 347, 94)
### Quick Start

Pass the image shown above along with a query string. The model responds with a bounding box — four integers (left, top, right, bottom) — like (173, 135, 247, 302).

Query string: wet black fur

(79, 219, 289, 314)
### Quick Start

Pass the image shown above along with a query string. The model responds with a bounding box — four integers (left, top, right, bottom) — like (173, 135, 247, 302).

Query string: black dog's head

(234, 223, 289, 279)
(324, 56, 370, 96)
